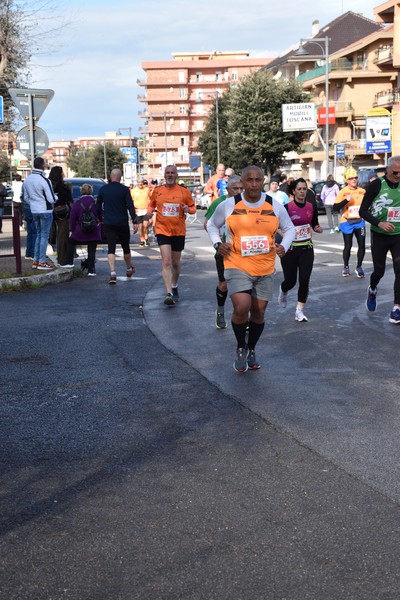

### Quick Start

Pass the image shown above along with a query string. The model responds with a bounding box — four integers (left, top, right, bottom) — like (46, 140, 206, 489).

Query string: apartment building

(266, 5, 400, 180)
(138, 51, 273, 180)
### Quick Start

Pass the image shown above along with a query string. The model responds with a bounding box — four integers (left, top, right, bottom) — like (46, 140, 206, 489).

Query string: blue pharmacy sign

(121, 147, 138, 163)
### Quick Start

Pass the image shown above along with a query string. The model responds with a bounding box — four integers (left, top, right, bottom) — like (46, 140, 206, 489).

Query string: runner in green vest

(360, 156, 400, 324)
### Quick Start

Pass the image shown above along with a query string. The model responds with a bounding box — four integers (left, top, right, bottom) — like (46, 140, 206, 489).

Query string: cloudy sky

(27, 0, 380, 141)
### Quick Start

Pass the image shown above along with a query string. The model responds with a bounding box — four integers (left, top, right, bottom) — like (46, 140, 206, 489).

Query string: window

(196, 120, 204, 131)
(179, 87, 186, 99)
(215, 71, 222, 81)
(179, 70, 185, 83)
(180, 137, 186, 146)
(232, 70, 238, 81)
(180, 120, 186, 131)
(179, 105, 186, 114)
(196, 72, 202, 82)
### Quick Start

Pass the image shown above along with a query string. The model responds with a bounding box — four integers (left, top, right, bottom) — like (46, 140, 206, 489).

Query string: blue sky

(26, 0, 380, 141)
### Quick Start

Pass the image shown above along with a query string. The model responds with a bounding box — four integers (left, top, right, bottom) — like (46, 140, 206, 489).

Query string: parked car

(312, 181, 328, 214)
(2, 185, 14, 216)
(357, 166, 386, 190)
(64, 177, 106, 202)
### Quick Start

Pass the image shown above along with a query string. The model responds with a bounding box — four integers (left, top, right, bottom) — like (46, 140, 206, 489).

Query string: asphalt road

(1, 213, 400, 599)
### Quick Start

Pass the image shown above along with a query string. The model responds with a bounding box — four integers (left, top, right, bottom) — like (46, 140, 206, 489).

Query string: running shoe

(139, 241, 145, 248)
(389, 307, 400, 324)
(329, 229, 335, 234)
(145, 240, 150, 247)
(164, 293, 175, 305)
(334, 227, 340, 233)
(247, 349, 261, 370)
(233, 347, 248, 373)
(109, 273, 117, 284)
(342, 266, 350, 277)
(32, 261, 38, 269)
(215, 310, 227, 329)
(25, 256, 34, 260)
(58, 263, 74, 268)
(126, 265, 136, 278)
(37, 262, 55, 270)
(87, 272, 96, 277)
(278, 287, 288, 308)
(172, 287, 179, 302)
(355, 266, 365, 279)
(295, 308, 308, 322)
(366, 286, 377, 312)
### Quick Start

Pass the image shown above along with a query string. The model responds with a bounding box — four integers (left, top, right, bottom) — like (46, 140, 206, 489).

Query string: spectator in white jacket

(23, 156, 57, 270)
(321, 174, 340, 233)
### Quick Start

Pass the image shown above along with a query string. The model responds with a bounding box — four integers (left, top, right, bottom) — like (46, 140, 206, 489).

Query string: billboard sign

(366, 108, 391, 154)
(282, 103, 316, 131)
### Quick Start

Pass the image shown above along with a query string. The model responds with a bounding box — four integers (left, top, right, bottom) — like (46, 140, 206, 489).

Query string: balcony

(297, 59, 368, 84)
(374, 46, 393, 65)
(374, 88, 400, 107)
(137, 94, 147, 101)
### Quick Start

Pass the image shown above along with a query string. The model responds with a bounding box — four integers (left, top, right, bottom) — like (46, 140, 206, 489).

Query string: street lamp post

(117, 127, 134, 180)
(196, 90, 220, 164)
(295, 36, 330, 177)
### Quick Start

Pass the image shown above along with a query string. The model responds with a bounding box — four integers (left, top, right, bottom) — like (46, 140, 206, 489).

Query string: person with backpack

(66, 183, 102, 276)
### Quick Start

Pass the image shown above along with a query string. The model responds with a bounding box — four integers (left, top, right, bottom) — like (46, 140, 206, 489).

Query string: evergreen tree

(67, 143, 126, 179)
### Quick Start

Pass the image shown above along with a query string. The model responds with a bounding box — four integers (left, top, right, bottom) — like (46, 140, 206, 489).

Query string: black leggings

(342, 227, 365, 267)
(280, 246, 314, 304)
(370, 230, 400, 304)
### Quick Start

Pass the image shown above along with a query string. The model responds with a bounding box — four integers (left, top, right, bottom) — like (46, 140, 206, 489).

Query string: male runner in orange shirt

(148, 165, 196, 305)
(204, 163, 225, 204)
(207, 166, 295, 372)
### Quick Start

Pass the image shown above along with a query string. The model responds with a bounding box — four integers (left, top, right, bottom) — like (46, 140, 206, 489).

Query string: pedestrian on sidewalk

(321, 175, 339, 233)
(22, 157, 57, 270)
(48, 166, 73, 268)
(67, 183, 102, 276)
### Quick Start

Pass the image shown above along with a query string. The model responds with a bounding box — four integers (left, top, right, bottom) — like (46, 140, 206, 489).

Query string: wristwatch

(213, 242, 222, 250)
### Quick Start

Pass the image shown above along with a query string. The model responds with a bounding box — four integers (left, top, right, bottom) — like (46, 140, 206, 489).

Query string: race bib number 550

(240, 235, 270, 256)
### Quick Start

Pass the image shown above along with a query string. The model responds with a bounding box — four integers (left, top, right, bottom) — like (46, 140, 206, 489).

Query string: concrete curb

(0, 267, 75, 291)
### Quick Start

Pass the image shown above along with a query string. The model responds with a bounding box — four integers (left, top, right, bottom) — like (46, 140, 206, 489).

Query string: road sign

(0, 96, 3, 124)
(335, 144, 346, 159)
(121, 147, 138, 163)
(8, 88, 54, 122)
(16, 126, 49, 158)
